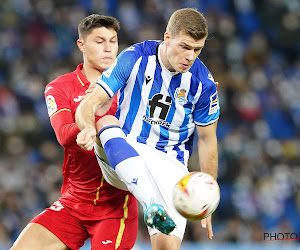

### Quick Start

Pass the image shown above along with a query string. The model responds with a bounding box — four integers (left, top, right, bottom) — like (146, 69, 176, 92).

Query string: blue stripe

(123, 57, 148, 135)
(115, 86, 125, 120)
(137, 64, 163, 142)
(173, 144, 185, 165)
(155, 75, 181, 149)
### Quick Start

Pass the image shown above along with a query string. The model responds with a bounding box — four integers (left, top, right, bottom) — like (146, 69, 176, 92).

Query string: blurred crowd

(0, 0, 299, 248)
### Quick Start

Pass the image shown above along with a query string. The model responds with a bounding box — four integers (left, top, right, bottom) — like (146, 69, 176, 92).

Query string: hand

(76, 127, 97, 151)
(201, 215, 213, 240)
(82, 83, 97, 100)
(215, 81, 219, 88)
(86, 83, 97, 94)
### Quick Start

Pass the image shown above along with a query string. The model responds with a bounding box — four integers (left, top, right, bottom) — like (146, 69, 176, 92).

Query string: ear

(77, 39, 85, 53)
(164, 31, 171, 46)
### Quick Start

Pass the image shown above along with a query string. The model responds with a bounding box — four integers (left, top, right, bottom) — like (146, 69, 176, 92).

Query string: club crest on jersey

(208, 91, 220, 115)
(103, 59, 117, 78)
(46, 95, 57, 117)
(174, 88, 187, 104)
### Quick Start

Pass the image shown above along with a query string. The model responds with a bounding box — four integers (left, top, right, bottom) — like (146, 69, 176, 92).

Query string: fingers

(85, 83, 96, 94)
(76, 129, 96, 151)
(82, 83, 96, 100)
(201, 215, 213, 240)
(215, 81, 219, 88)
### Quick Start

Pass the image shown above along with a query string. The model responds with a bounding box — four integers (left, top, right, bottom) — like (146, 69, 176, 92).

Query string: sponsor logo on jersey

(49, 201, 64, 211)
(208, 73, 215, 83)
(174, 88, 187, 104)
(145, 75, 152, 85)
(131, 178, 138, 185)
(44, 86, 53, 93)
(208, 91, 220, 115)
(46, 95, 57, 116)
(103, 58, 118, 78)
(73, 95, 84, 102)
(143, 115, 170, 128)
(102, 240, 113, 245)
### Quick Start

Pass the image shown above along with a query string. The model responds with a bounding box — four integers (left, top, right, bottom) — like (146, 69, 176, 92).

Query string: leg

(150, 234, 181, 250)
(89, 195, 138, 250)
(95, 115, 156, 209)
(95, 116, 176, 235)
(11, 200, 89, 250)
(10, 223, 68, 250)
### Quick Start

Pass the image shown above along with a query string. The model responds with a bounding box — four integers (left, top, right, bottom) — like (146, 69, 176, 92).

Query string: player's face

(81, 27, 118, 72)
(164, 31, 206, 73)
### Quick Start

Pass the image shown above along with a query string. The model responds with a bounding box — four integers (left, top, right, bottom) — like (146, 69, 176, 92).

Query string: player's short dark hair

(78, 14, 120, 39)
(166, 8, 208, 40)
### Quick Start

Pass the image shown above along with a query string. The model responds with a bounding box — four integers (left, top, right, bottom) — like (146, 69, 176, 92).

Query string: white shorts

(94, 140, 189, 240)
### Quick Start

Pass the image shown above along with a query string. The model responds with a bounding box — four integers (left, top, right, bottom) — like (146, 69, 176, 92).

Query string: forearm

(50, 112, 80, 147)
(75, 99, 97, 131)
(75, 85, 110, 131)
(197, 136, 218, 179)
(196, 122, 218, 180)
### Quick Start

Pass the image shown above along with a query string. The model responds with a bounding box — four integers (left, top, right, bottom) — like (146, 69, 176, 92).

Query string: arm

(196, 121, 218, 239)
(196, 121, 218, 179)
(45, 83, 80, 147)
(75, 84, 110, 150)
(50, 111, 80, 147)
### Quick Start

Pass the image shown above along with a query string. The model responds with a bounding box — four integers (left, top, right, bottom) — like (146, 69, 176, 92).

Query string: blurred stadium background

(0, 0, 299, 249)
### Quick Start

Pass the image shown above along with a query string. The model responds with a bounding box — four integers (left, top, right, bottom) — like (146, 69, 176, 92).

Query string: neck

(81, 63, 103, 84)
(159, 43, 175, 72)
(159, 42, 176, 73)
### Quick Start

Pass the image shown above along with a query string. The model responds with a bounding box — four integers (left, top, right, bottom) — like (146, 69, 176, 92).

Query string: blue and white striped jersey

(97, 40, 220, 166)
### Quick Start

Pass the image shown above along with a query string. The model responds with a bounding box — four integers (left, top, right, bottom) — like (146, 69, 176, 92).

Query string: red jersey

(45, 64, 130, 206)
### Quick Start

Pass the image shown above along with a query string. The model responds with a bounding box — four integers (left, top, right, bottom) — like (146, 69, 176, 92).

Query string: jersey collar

(76, 63, 90, 87)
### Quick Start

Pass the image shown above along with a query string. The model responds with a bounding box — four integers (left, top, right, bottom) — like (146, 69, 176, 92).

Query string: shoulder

(45, 71, 76, 91)
(190, 58, 211, 78)
(119, 40, 160, 59)
(110, 40, 159, 75)
(190, 59, 216, 89)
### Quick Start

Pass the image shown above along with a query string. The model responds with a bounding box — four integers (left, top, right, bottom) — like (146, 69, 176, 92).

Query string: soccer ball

(172, 172, 220, 221)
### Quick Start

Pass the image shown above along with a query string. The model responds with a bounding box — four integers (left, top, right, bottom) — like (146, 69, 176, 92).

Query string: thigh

(89, 195, 138, 250)
(94, 142, 128, 191)
(10, 223, 68, 250)
(12, 200, 89, 250)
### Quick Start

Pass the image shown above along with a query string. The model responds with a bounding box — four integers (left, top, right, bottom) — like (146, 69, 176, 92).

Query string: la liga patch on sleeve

(208, 91, 220, 115)
(46, 95, 58, 117)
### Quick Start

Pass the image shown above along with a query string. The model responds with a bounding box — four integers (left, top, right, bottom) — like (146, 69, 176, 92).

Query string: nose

(104, 41, 112, 52)
(186, 50, 195, 62)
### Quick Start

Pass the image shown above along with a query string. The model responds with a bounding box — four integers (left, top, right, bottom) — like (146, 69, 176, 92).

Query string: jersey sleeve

(193, 74, 220, 126)
(45, 82, 71, 118)
(96, 46, 139, 97)
(44, 82, 79, 147)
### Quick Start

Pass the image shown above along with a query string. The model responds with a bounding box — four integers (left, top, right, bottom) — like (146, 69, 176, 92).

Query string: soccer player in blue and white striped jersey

(76, 8, 220, 250)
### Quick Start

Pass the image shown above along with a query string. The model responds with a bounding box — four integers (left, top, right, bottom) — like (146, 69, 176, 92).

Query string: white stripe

(195, 117, 219, 126)
(118, 57, 142, 127)
(146, 69, 172, 147)
(128, 55, 157, 140)
(167, 72, 192, 148)
(192, 80, 202, 105)
(97, 79, 114, 97)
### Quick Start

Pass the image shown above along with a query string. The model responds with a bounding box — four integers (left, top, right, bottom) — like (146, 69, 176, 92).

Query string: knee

(95, 115, 120, 132)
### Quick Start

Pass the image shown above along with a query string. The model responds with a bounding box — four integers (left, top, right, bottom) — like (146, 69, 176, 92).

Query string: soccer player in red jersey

(10, 14, 138, 250)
